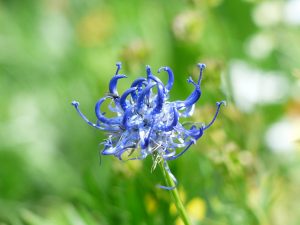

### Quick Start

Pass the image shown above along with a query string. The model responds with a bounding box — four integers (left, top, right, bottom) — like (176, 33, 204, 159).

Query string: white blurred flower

(245, 32, 275, 59)
(229, 61, 289, 112)
(291, 79, 300, 101)
(252, 1, 283, 27)
(40, 11, 72, 57)
(2, 93, 58, 169)
(283, 0, 300, 25)
(265, 118, 300, 153)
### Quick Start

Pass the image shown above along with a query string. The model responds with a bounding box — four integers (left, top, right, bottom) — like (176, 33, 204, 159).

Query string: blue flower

(72, 62, 225, 189)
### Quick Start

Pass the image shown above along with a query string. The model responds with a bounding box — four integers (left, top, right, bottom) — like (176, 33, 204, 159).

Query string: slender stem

(159, 160, 192, 225)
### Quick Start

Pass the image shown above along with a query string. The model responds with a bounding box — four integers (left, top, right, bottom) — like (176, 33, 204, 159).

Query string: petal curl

(119, 87, 137, 110)
(164, 141, 194, 161)
(151, 83, 165, 115)
(115, 62, 122, 75)
(175, 76, 201, 109)
(109, 74, 127, 95)
(158, 66, 174, 92)
(130, 78, 147, 100)
(95, 97, 121, 125)
(204, 101, 226, 130)
(72, 101, 103, 129)
(137, 83, 156, 111)
(157, 107, 179, 131)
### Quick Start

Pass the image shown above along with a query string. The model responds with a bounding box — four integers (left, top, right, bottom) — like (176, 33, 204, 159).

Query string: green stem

(159, 160, 192, 225)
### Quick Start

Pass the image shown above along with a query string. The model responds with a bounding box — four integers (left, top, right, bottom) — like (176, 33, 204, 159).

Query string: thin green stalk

(159, 160, 192, 225)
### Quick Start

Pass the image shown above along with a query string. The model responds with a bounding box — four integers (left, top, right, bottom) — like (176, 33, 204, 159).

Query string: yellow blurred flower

(144, 194, 157, 214)
(175, 217, 185, 225)
(170, 203, 177, 215)
(186, 197, 207, 221)
(77, 9, 114, 47)
(172, 197, 207, 224)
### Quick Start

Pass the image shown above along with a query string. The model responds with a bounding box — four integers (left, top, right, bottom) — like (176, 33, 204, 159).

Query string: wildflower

(72, 62, 225, 189)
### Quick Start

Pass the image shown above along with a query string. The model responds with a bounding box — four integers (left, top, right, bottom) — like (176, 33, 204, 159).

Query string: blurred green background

(0, 0, 300, 224)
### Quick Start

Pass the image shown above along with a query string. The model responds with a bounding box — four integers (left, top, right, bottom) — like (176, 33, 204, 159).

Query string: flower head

(72, 62, 225, 189)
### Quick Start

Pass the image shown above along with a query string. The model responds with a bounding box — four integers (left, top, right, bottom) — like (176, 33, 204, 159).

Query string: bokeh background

(0, 0, 300, 224)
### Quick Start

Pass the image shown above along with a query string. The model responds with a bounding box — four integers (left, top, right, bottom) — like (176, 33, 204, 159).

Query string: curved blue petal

(95, 97, 121, 125)
(197, 63, 206, 85)
(204, 101, 226, 130)
(151, 83, 164, 115)
(130, 78, 147, 100)
(158, 107, 179, 131)
(122, 107, 134, 129)
(180, 105, 195, 118)
(187, 125, 204, 140)
(115, 62, 122, 75)
(140, 123, 154, 150)
(119, 87, 137, 110)
(158, 66, 174, 92)
(175, 77, 201, 109)
(148, 74, 164, 86)
(109, 74, 127, 95)
(136, 83, 156, 111)
(164, 141, 194, 161)
(101, 138, 116, 155)
(72, 101, 104, 129)
(131, 77, 147, 87)
(174, 64, 206, 109)
(115, 143, 137, 160)
(146, 65, 152, 82)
